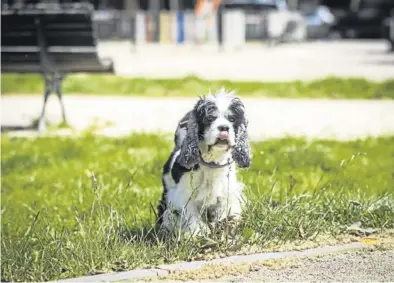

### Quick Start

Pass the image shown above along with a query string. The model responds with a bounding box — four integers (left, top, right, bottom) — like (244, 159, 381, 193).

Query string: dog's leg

(178, 203, 210, 236)
(210, 195, 242, 236)
(212, 191, 243, 236)
(184, 214, 209, 236)
(158, 207, 179, 235)
(226, 196, 243, 220)
(159, 207, 209, 236)
(215, 192, 242, 221)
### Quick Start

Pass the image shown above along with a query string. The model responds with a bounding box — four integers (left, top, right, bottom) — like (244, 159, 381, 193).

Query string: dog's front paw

(216, 215, 242, 236)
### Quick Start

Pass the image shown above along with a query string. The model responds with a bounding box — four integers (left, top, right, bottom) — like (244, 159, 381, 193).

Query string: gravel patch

(217, 249, 394, 282)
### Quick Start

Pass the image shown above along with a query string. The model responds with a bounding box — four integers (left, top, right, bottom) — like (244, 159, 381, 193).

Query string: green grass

(2, 74, 394, 99)
(1, 134, 394, 281)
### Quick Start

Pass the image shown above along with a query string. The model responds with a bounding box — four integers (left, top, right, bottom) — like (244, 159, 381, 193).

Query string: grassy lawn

(1, 134, 394, 281)
(2, 74, 394, 99)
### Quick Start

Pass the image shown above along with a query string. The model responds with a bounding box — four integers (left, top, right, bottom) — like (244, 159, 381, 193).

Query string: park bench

(1, 3, 114, 131)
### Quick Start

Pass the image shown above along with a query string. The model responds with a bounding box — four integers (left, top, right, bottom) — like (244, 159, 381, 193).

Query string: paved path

(2, 96, 394, 140)
(180, 249, 394, 282)
(98, 40, 394, 81)
(54, 240, 394, 282)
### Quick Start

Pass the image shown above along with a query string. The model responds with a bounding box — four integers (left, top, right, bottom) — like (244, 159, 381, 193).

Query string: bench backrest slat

(1, 14, 96, 48)
(1, 15, 37, 46)
(1, 3, 113, 74)
(43, 14, 95, 47)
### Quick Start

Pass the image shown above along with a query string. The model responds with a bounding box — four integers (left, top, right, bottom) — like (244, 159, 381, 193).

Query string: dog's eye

(207, 115, 216, 122)
(228, 116, 235, 122)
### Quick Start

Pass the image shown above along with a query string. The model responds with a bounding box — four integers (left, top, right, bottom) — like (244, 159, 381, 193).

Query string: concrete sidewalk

(54, 239, 394, 282)
(2, 96, 394, 140)
(98, 40, 394, 81)
(168, 249, 394, 282)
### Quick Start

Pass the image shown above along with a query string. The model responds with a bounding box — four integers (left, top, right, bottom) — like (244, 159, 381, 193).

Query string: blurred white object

(306, 5, 335, 26)
(275, 0, 288, 10)
(223, 9, 246, 50)
(267, 10, 307, 42)
(135, 12, 146, 45)
(304, 5, 335, 39)
(183, 11, 195, 44)
(317, 6, 335, 25)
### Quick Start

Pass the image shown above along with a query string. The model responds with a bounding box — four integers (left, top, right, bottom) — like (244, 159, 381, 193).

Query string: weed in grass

(1, 135, 394, 281)
(2, 74, 394, 99)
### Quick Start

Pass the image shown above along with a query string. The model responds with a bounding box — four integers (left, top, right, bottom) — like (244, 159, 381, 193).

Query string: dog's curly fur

(157, 89, 251, 235)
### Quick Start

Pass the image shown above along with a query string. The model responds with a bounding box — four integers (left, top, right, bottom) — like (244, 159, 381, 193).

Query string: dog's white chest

(191, 166, 235, 207)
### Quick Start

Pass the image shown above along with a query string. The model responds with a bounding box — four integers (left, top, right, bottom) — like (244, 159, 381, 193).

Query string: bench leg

(54, 75, 67, 124)
(38, 74, 57, 132)
(38, 74, 67, 132)
(38, 87, 51, 133)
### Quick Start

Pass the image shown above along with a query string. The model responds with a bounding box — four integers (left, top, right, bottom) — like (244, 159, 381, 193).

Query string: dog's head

(178, 89, 251, 169)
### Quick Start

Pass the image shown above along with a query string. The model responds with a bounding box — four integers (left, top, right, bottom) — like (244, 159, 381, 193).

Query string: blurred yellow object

(360, 237, 380, 245)
(160, 12, 172, 43)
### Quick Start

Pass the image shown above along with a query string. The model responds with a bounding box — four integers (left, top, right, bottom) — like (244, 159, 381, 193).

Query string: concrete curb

(56, 242, 369, 282)
(57, 268, 167, 282)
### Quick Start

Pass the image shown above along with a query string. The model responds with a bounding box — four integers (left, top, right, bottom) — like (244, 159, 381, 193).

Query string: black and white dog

(157, 89, 251, 235)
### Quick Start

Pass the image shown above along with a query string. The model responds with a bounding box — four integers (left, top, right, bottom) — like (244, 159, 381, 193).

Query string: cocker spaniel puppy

(157, 88, 251, 235)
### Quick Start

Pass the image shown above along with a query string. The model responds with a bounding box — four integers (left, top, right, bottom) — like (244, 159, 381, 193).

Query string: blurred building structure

(2, 0, 393, 46)
(0, 0, 356, 11)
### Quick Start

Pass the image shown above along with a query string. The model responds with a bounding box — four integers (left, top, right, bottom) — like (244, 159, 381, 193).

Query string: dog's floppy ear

(177, 110, 200, 169)
(232, 121, 251, 168)
(231, 99, 251, 168)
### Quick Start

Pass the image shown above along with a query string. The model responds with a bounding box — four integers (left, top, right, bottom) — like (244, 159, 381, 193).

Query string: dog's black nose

(218, 125, 229, 132)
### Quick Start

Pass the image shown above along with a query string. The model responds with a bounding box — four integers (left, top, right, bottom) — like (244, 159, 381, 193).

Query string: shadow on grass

(1, 119, 72, 133)
(1, 124, 36, 132)
(119, 225, 162, 245)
